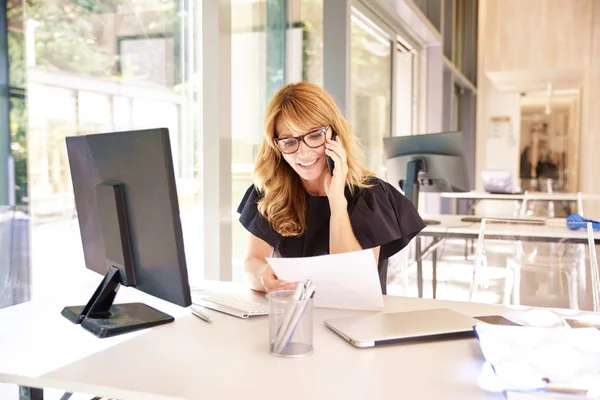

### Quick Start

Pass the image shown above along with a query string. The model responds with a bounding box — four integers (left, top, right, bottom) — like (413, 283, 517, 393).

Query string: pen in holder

(267, 283, 315, 358)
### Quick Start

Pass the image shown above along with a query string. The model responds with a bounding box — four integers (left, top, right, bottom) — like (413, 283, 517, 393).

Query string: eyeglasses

(273, 126, 328, 154)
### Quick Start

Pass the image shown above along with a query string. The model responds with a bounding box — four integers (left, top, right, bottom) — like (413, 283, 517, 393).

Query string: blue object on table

(566, 213, 600, 230)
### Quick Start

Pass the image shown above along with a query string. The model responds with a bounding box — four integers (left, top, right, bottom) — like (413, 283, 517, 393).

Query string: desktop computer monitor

(383, 131, 470, 216)
(62, 128, 192, 338)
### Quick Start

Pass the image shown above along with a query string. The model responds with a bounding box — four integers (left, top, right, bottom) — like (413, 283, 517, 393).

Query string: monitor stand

(62, 181, 175, 338)
(401, 157, 441, 226)
(62, 266, 174, 338)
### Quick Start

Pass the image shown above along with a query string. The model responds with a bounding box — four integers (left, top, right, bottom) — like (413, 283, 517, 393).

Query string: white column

(202, 0, 232, 281)
(423, 45, 443, 214)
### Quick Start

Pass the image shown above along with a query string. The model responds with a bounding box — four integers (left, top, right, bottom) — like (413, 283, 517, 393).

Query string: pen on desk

(543, 378, 589, 395)
(191, 306, 213, 323)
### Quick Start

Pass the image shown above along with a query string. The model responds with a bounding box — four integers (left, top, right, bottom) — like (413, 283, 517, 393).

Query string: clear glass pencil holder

(267, 290, 314, 358)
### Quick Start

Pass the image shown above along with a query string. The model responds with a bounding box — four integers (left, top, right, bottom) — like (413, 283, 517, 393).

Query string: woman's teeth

(298, 159, 317, 167)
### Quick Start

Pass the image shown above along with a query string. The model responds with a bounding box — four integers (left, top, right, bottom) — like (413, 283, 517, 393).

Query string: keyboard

(196, 294, 270, 319)
(460, 216, 546, 225)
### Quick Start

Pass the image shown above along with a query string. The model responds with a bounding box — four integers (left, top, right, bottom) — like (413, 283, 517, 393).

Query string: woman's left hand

(324, 135, 348, 206)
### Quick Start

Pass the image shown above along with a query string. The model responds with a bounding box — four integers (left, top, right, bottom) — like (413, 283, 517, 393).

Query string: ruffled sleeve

(348, 178, 426, 260)
(237, 185, 281, 249)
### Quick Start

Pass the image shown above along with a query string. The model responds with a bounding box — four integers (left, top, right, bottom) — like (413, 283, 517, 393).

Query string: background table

(415, 214, 600, 298)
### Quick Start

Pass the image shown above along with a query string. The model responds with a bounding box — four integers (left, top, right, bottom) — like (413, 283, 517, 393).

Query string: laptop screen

(481, 170, 517, 193)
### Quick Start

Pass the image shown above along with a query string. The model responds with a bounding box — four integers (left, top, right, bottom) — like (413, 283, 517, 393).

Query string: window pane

(298, 0, 323, 85)
(231, 0, 268, 282)
(230, 0, 324, 281)
(7, 5, 27, 208)
(350, 11, 392, 177)
(395, 45, 413, 136)
(19, 0, 203, 296)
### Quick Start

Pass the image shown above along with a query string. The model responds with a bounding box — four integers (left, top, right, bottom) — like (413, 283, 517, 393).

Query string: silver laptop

(481, 169, 522, 194)
(323, 308, 479, 348)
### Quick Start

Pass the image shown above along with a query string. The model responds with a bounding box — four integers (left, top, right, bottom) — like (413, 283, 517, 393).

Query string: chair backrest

(469, 218, 600, 312)
(519, 192, 555, 218)
(585, 222, 600, 312)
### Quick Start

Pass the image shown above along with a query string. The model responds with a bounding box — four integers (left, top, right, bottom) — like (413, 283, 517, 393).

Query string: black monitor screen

(66, 128, 191, 308)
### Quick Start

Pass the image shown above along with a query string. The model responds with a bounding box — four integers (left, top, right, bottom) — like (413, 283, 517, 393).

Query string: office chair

(469, 218, 599, 312)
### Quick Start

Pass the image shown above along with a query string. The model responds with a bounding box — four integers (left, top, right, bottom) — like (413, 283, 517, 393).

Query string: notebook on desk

(323, 308, 479, 348)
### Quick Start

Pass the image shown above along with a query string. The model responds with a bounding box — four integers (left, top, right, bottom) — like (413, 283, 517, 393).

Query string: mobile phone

(326, 130, 337, 175)
(564, 317, 600, 329)
(474, 315, 522, 326)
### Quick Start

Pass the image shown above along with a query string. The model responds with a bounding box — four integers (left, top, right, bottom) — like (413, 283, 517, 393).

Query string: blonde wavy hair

(253, 81, 374, 237)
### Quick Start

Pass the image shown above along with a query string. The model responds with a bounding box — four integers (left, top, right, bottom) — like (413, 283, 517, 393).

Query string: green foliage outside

(7, 27, 27, 205)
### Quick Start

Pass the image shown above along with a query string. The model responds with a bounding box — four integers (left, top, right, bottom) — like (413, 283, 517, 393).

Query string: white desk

(415, 214, 600, 298)
(440, 191, 600, 201)
(0, 280, 555, 400)
(0, 271, 189, 398)
(440, 191, 600, 215)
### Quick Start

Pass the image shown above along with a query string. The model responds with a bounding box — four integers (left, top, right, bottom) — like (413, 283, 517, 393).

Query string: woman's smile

(297, 158, 319, 168)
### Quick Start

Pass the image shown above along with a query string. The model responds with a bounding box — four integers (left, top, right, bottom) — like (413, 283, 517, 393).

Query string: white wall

(420, 46, 443, 216)
(480, 77, 521, 179)
(476, 0, 600, 218)
(476, 76, 521, 215)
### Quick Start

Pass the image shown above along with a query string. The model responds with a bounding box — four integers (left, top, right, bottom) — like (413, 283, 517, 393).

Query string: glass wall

(4, 1, 30, 310)
(9, 0, 204, 298)
(7, 1, 26, 207)
(350, 7, 392, 177)
(231, 0, 268, 281)
(229, 2, 420, 279)
(4, 0, 424, 295)
(395, 41, 415, 137)
(293, 0, 323, 86)
(230, 0, 323, 281)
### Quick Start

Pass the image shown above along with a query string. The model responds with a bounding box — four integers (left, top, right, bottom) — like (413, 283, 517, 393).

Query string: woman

(238, 82, 425, 294)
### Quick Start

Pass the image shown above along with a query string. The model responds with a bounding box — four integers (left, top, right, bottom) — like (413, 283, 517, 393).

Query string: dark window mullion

(1, 0, 11, 205)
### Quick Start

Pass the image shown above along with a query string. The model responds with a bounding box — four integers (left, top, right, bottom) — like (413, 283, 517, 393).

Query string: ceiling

(520, 91, 579, 110)
(486, 68, 584, 93)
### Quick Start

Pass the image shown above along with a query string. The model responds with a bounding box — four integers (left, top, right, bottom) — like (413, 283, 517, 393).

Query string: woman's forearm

(329, 200, 363, 254)
(243, 257, 269, 291)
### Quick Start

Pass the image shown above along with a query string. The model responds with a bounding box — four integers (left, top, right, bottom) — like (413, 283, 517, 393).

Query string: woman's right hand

(259, 265, 297, 292)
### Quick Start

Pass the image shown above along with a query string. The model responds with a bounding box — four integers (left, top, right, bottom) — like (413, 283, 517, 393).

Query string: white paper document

(266, 249, 384, 310)
(474, 324, 600, 397)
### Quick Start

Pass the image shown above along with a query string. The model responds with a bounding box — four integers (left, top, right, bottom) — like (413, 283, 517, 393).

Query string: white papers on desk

(474, 324, 600, 397)
(506, 392, 597, 399)
(266, 249, 384, 310)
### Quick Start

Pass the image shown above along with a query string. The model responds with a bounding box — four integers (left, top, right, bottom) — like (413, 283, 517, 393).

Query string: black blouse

(237, 177, 425, 270)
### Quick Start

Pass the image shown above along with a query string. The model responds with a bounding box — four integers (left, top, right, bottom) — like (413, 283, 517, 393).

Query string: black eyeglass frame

(273, 126, 330, 154)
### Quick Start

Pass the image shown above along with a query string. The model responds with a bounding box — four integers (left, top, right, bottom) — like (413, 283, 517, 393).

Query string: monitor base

(423, 219, 441, 225)
(63, 303, 174, 338)
(61, 266, 174, 338)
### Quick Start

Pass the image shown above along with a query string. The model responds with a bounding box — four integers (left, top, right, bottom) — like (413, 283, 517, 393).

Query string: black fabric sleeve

(348, 178, 426, 260)
(237, 185, 280, 249)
